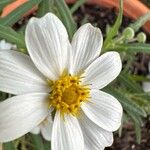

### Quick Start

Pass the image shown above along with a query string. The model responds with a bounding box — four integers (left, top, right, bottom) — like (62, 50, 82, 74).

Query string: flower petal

(143, 77, 150, 92)
(71, 23, 103, 75)
(0, 50, 49, 95)
(81, 90, 123, 132)
(0, 93, 50, 142)
(41, 115, 53, 141)
(25, 13, 71, 80)
(51, 111, 84, 150)
(79, 111, 113, 150)
(0, 40, 15, 50)
(30, 126, 40, 134)
(143, 83, 150, 92)
(82, 52, 122, 89)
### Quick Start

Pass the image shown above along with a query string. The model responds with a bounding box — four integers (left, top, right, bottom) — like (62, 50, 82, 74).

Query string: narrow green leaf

(36, 0, 50, 17)
(0, 0, 13, 12)
(70, 0, 87, 14)
(118, 73, 143, 93)
(0, 24, 25, 49)
(54, 0, 77, 39)
(44, 141, 51, 150)
(129, 12, 150, 32)
(31, 134, 44, 150)
(0, 0, 42, 26)
(104, 87, 147, 117)
(3, 142, 16, 150)
(17, 24, 26, 35)
(106, 43, 150, 53)
(131, 74, 150, 82)
(103, 0, 123, 48)
(127, 111, 142, 144)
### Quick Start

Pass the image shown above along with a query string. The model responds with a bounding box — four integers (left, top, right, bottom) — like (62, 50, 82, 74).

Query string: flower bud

(123, 27, 135, 40)
(137, 32, 146, 43)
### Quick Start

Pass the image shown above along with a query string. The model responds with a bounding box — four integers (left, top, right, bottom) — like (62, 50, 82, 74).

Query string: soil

(72, 4, 150, 150)
(107, 117, 150, 150)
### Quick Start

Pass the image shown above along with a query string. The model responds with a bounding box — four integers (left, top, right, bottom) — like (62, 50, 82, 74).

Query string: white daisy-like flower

(0, 40, 16, 50)
(0, 13, 123, 150)
(30, 115, 52, 141)
(143, 62, 150, 92)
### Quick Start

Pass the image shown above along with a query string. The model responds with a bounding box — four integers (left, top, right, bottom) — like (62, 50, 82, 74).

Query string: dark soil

(73, 5, 133, 36)
(73, 4, 150, 150)
(107, 117, 150, 150)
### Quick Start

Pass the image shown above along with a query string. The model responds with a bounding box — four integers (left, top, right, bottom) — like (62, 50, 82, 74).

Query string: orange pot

(1, 0, 37, 18)
(1, 0, 150, 32)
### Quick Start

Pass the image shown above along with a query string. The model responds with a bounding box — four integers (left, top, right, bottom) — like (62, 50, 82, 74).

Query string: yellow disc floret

(49, 75, 90, 116)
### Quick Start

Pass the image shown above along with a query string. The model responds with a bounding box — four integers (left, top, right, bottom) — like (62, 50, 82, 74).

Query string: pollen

(49, 75, 90, 116)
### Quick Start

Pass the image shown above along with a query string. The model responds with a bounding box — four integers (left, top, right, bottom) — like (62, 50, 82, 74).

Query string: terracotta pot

(66, 0, 150, 33)
(1, 0, 150, 32)
(0, 0, 37, 18)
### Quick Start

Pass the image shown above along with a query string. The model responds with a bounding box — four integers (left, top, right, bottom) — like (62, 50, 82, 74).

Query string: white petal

(0, 93, 50, 142)
(25, 13, 71, 81)
(81, 90, 123, 132)
(0, 50, 49, 95)
(143, 74, 150, 92)
(0, 40, 14, 50)
(82, 52, 122, 89)
(71, 23, 103, 75)
(30, 126, 40, 134)
(0, 40, 17, 50)
(143, 80, 150, 92)
(79, 111, 113, 150)
(40, 115, 53, 141)
(51, 111, 84, 150)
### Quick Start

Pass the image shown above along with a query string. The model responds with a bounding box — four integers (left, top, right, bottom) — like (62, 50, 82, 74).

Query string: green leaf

(54, 0, 77, 39)
(70, 0, 87, 14)
(36, 0, 50, 17)
(31, 134, 44, 150)
(126, 111, 142, 144)
(103, 0, 123, 49)
(130, 74, 150, 82)
(118, 73, 143, 93)
(17, 24, 26, 35)
(3, 142, 16, 150)
(104, 87, 147, 117)
(129, 12, 150, 32)
(44, 141, 51, 150)
(0, 0, 42, 26)
(0, 0, 13, 12)
(107, 43, 150, 53)
(0, 24, 25, 49)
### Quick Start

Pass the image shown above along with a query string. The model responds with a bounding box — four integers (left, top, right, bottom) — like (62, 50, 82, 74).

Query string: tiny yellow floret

(49, 75, 90, 116)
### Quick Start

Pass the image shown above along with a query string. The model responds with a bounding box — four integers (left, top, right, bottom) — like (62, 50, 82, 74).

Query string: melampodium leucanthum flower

(0, 13, 123, 150)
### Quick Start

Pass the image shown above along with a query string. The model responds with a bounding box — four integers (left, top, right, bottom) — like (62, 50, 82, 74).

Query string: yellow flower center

(49, 75, 89, 116)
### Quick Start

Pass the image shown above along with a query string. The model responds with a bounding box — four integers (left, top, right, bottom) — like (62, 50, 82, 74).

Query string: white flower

(0, 13, 123, 150)
(30, 115, 53, 141)
(143, 62, 150, 92)
(0, 40, 16, 50)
